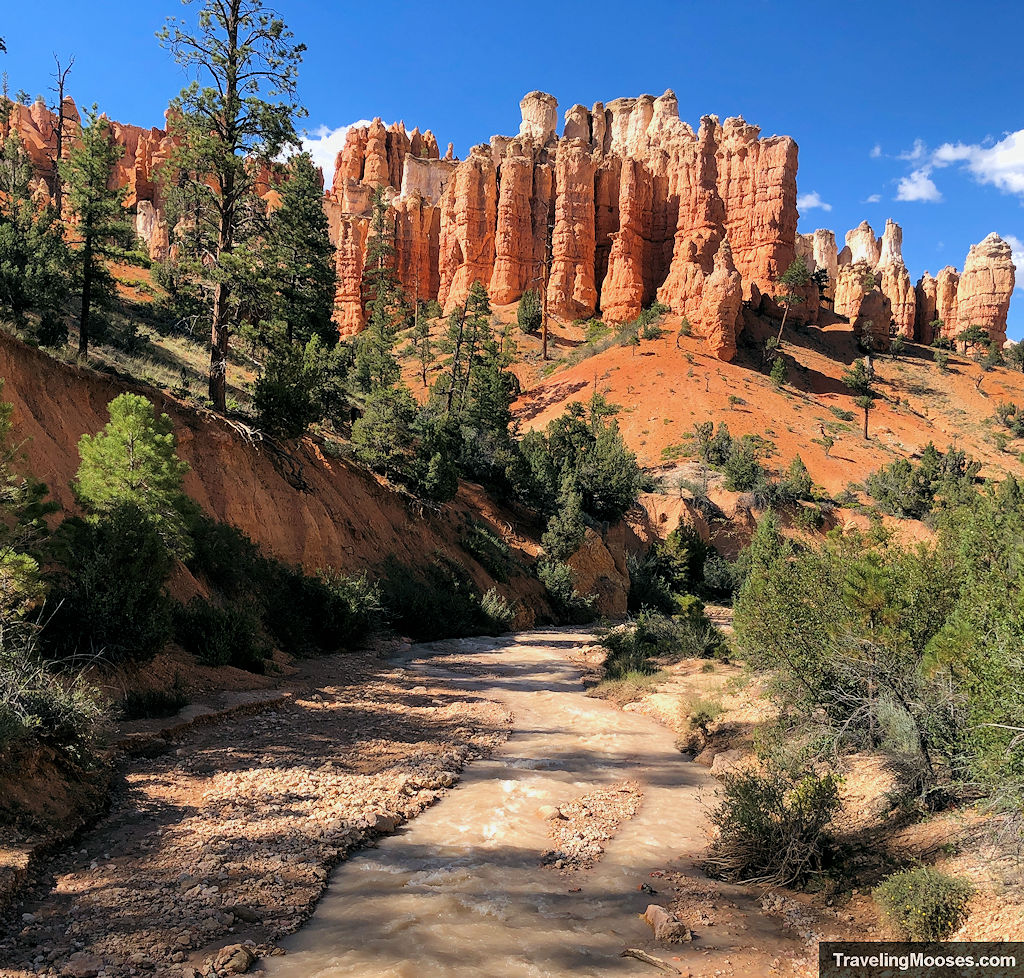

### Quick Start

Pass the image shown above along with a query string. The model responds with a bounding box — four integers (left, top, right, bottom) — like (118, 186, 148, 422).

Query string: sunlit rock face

(320, 90, 802, 356)
(955, 233, 1016, 347)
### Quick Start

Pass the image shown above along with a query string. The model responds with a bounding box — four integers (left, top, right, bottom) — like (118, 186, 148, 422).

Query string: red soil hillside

(512, 312, 1024, 494)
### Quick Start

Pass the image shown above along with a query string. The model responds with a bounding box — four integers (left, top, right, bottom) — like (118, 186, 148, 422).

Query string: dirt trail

(262, 629, 808, 978)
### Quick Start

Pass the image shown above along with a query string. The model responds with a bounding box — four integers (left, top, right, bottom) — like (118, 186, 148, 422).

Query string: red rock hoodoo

(320, 91, 806, 358)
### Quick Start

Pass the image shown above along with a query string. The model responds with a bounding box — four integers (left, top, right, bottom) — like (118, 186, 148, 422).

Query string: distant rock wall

(799, 217, 1015, 349)
(0, 96, 179, 260)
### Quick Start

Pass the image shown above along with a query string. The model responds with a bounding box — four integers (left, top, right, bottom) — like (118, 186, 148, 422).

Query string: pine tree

(264, 152, 336, 347)
(250, 153, 341, 438)
(75, 393, 192, 556)
(774, 257, 811, 346)
(350, 384, 418, 482)
(782, 455, 813, 501)
(842, 358, 878, 440)
(159, 0, 305, 411)
(0, 130, 69, 334)
(354, 189, 405, 393)
(60, 109, 132, 357)
(578, 415, 643, 522)
(541, 482, 586, 561)
(403, 310, 435, 388)
(435, 303, 469, 413)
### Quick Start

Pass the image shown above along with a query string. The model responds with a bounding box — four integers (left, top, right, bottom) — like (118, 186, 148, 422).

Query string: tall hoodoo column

(546, 139, 598, 319)
(877, 219, 916, 338)
(491, 143, 538, 304)
(438, 145, 498, 313)
(956, 233, 1016, 347)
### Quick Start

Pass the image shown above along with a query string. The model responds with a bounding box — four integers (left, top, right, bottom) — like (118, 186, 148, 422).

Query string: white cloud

(1004, 234, 1024, 290)
(797, 190, 832, 212)
(933, 130, 1024, 195)
(896, 167, 942, 203)
(870, 143, 882, 159)
(864, 193, 882, 203)
(301, 120, 373, 185)
(898, 138, 928, 162)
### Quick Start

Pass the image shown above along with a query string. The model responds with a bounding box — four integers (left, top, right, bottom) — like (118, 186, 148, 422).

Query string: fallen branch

(621, 948, 681, 974)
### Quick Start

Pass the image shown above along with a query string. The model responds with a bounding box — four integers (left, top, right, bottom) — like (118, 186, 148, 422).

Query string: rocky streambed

(2, 630, 816, 978)
(0, 651, 510, 978)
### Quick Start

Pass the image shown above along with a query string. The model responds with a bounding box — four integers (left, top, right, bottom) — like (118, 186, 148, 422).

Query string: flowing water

(261, 629, 716, 978)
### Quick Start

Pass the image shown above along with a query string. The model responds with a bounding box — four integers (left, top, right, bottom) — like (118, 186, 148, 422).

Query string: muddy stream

(261, 628, 715, 977)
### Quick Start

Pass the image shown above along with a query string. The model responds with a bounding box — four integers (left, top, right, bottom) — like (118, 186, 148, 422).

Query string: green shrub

(723, 441, 767, 492)
(382, 557, 493, 640)
(770, 357, 787, 388)
(419, 298, 443, 320)
(865, 443, 979, 519)
(995, 401, 1024, 437)
(187, 516, 382, 654)
(683, 694, 724, 736)
(701, 553, 737, 601)
(640, 322, 663, 341)
(537, 559, 596, 624)
(600, 608, 725, 678)
(36, 311, 68, 348)
(175, 598, 268, 673)
(517, 289, 542, 334)
(587, 669, 665, 706)
(600, 621, 659, 678)
(46, 504, 173, 664)
(480, 588, 515, 634)
(705, 765, 843, 886)
(873, 868, 972, 940)
(829, 406, 856, 422)
(627, 523, 708, 614)
(461, 522, 515, 582)
(119, 682, 189, 720)
(1, 624, 103, 750)
(188, 517, 266, 598)
(261, 567, 382, 654)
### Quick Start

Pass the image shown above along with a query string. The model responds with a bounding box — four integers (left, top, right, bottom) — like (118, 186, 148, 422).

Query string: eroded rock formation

(915, 272, 938, 341)
(0, 96, 179, 259)
(5, 88, 1014, 356)
(694, 239, 743, 360)
(321, 90, 805, 357)
(877, 221, 916, 338)
(438, 146, 497, 313)
(936, 266, 961, 340)
(956, 233, 1016, 347)
(816, 218, 1016, 348)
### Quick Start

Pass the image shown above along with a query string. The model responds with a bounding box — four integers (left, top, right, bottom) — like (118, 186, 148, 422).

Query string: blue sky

(3, 0, 1022, 336)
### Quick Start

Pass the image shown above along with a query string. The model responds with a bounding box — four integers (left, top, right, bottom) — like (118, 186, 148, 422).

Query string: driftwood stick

(621, 948, 682, 974)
